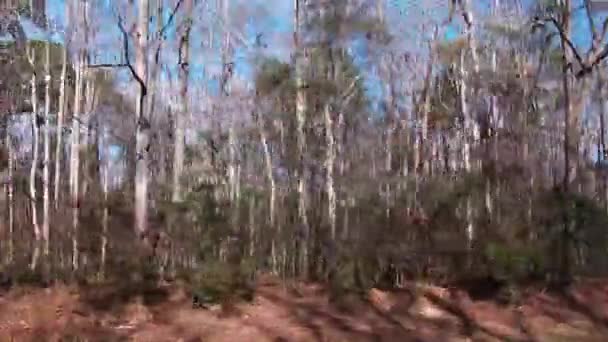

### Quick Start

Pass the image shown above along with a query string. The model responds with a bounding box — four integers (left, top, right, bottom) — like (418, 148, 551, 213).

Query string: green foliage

(255, 58, 292, 96)
(484, 242, 546, 282)
(190, 260, 255, 306)
(304, 0, 390, 45)
(436, 37, 468, 65)
(429, 67, 459, 130)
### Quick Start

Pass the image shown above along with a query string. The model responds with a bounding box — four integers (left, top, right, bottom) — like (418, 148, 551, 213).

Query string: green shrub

(190, 260, 256, 308)
(484, 242, 546, 282)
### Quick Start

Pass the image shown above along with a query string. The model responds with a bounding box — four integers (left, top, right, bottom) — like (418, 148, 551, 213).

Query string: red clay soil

(1, 276, 608, 341)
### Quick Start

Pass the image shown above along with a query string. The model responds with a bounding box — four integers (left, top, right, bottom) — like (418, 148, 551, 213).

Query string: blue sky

(41, 0, 608, 104)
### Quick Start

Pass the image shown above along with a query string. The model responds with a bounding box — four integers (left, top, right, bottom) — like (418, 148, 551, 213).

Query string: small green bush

(190, 260, 256, 307)
(484, 242, 546, 282)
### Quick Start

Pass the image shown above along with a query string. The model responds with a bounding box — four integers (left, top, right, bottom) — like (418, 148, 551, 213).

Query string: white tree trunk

(134, 0, 150, 236)
(6, 131, 14, 263)
(257, 113, 277, 272)
(81, 73, 96, 198)
(460, 50, 474, 248)
(324, 104, 336, 239)
(294, 0, 309, 277)
(461, 0, 480, 74)
(42, 34, 51, 255)
(27, 46, 40, 242)
(172, 0, 192, 203)
(70, 54, 83, 270)
(54, 44, 67, 209)
(421, 27, 437, 175)
(228, 126, 237, 201)
(100, 162, 109, 280)
(258, 117, 275, 225)
(249, 195, 255, 257)
(599, 69, 608, 212)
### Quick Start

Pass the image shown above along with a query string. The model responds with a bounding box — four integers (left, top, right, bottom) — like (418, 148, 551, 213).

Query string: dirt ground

(1, 275, 608, 341)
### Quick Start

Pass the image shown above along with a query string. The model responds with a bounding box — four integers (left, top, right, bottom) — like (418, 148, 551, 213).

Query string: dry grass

(1, 276, 608, 341)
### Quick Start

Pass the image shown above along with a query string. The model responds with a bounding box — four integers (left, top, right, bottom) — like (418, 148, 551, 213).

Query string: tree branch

(155, 0, 185, 40)
(87, 63, 129, 69)
(115, 13, 147, 96)
(584, 0, 597, 40)
(537, 16, 585, 69)
(537, 13, 608, 78)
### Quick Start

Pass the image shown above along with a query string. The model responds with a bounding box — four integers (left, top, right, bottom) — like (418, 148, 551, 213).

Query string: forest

(2, 0, 608, 340)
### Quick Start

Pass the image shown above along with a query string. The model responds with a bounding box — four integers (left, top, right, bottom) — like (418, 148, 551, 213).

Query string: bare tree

(25, 42, 40, 245)
(133, 0, 151, 236)
(42, 24, 52, 255)
(172, 0, 193, 203)
(294, 0, 310, 278)
(54, 39, 67, 209)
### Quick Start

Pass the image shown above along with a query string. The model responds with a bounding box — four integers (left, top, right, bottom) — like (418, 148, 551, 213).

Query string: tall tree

(134, 0, 151, 236)
(42, 22, 51, 256)
(172, 0, 193, 202)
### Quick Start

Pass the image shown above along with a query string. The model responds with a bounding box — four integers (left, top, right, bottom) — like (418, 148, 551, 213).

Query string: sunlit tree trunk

(26, 45, 40, 243)
(81, 74, 96, 198)
(598, 69, 608, 211)
(459, 50, 474, 252)
(248, 194, 255, 258)
(453, 3, 480, 259)
(385, 81, 395, 215)
(42, 32, 51, 256)
(80, 0, 95, 200)
(421, 27, 437, 176)
(99, 160, 109, 280)
(70, 53, 83, 270)
(134, 0, 150, 236)
(54, 43, 67, 209)
(460, 0, 479, 74)
(5, 130, 14, 263)
(172, 0, 192, 203)
(255, 111, 276, 225)
(488, 0, 499, 219)
(146, 0, 165, 196)
(324, 104, 336, 240)
(26, 43, 41, 269)
(559, 0, 572, 284)
(294, 0, 310, 278)
(260, 118, 279, 273)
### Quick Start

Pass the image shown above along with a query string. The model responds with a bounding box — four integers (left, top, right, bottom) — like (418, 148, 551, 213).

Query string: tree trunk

(6, 129, 14, 263)
(42, 32, 51, 256)
(100, 160, 109, 280)
(27, 45, 40, 243)
(421, 27, 437, 175)
(81, 74, 96, 198)
(559, 0, 572, 285)
(134, 0, 150, 236)
(294, 0, 310, 279)
(70, 53, 83, 270)
(324, 104, 336, 240)
(599, 69, 608, 212)
(54, 43, 67, 209)
(172, 0, 192, 203)
(459, 50, 474, 250)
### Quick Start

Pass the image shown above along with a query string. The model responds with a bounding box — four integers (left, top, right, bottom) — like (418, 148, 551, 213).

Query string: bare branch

(584, 0, 598, 42)
(338, 75, 362, 108)
(537, 16, 585, 70)
(155, 0, 185, 39)
(87, 63, 129, 69)
(115, 12, 147, 96)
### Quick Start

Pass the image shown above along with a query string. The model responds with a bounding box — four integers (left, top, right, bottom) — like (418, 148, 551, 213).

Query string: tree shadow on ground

(78, 279, 169, 312)
(533, 286, 608, 335)
(415, 286, 535, 342)
(258, 287, 422, 342)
